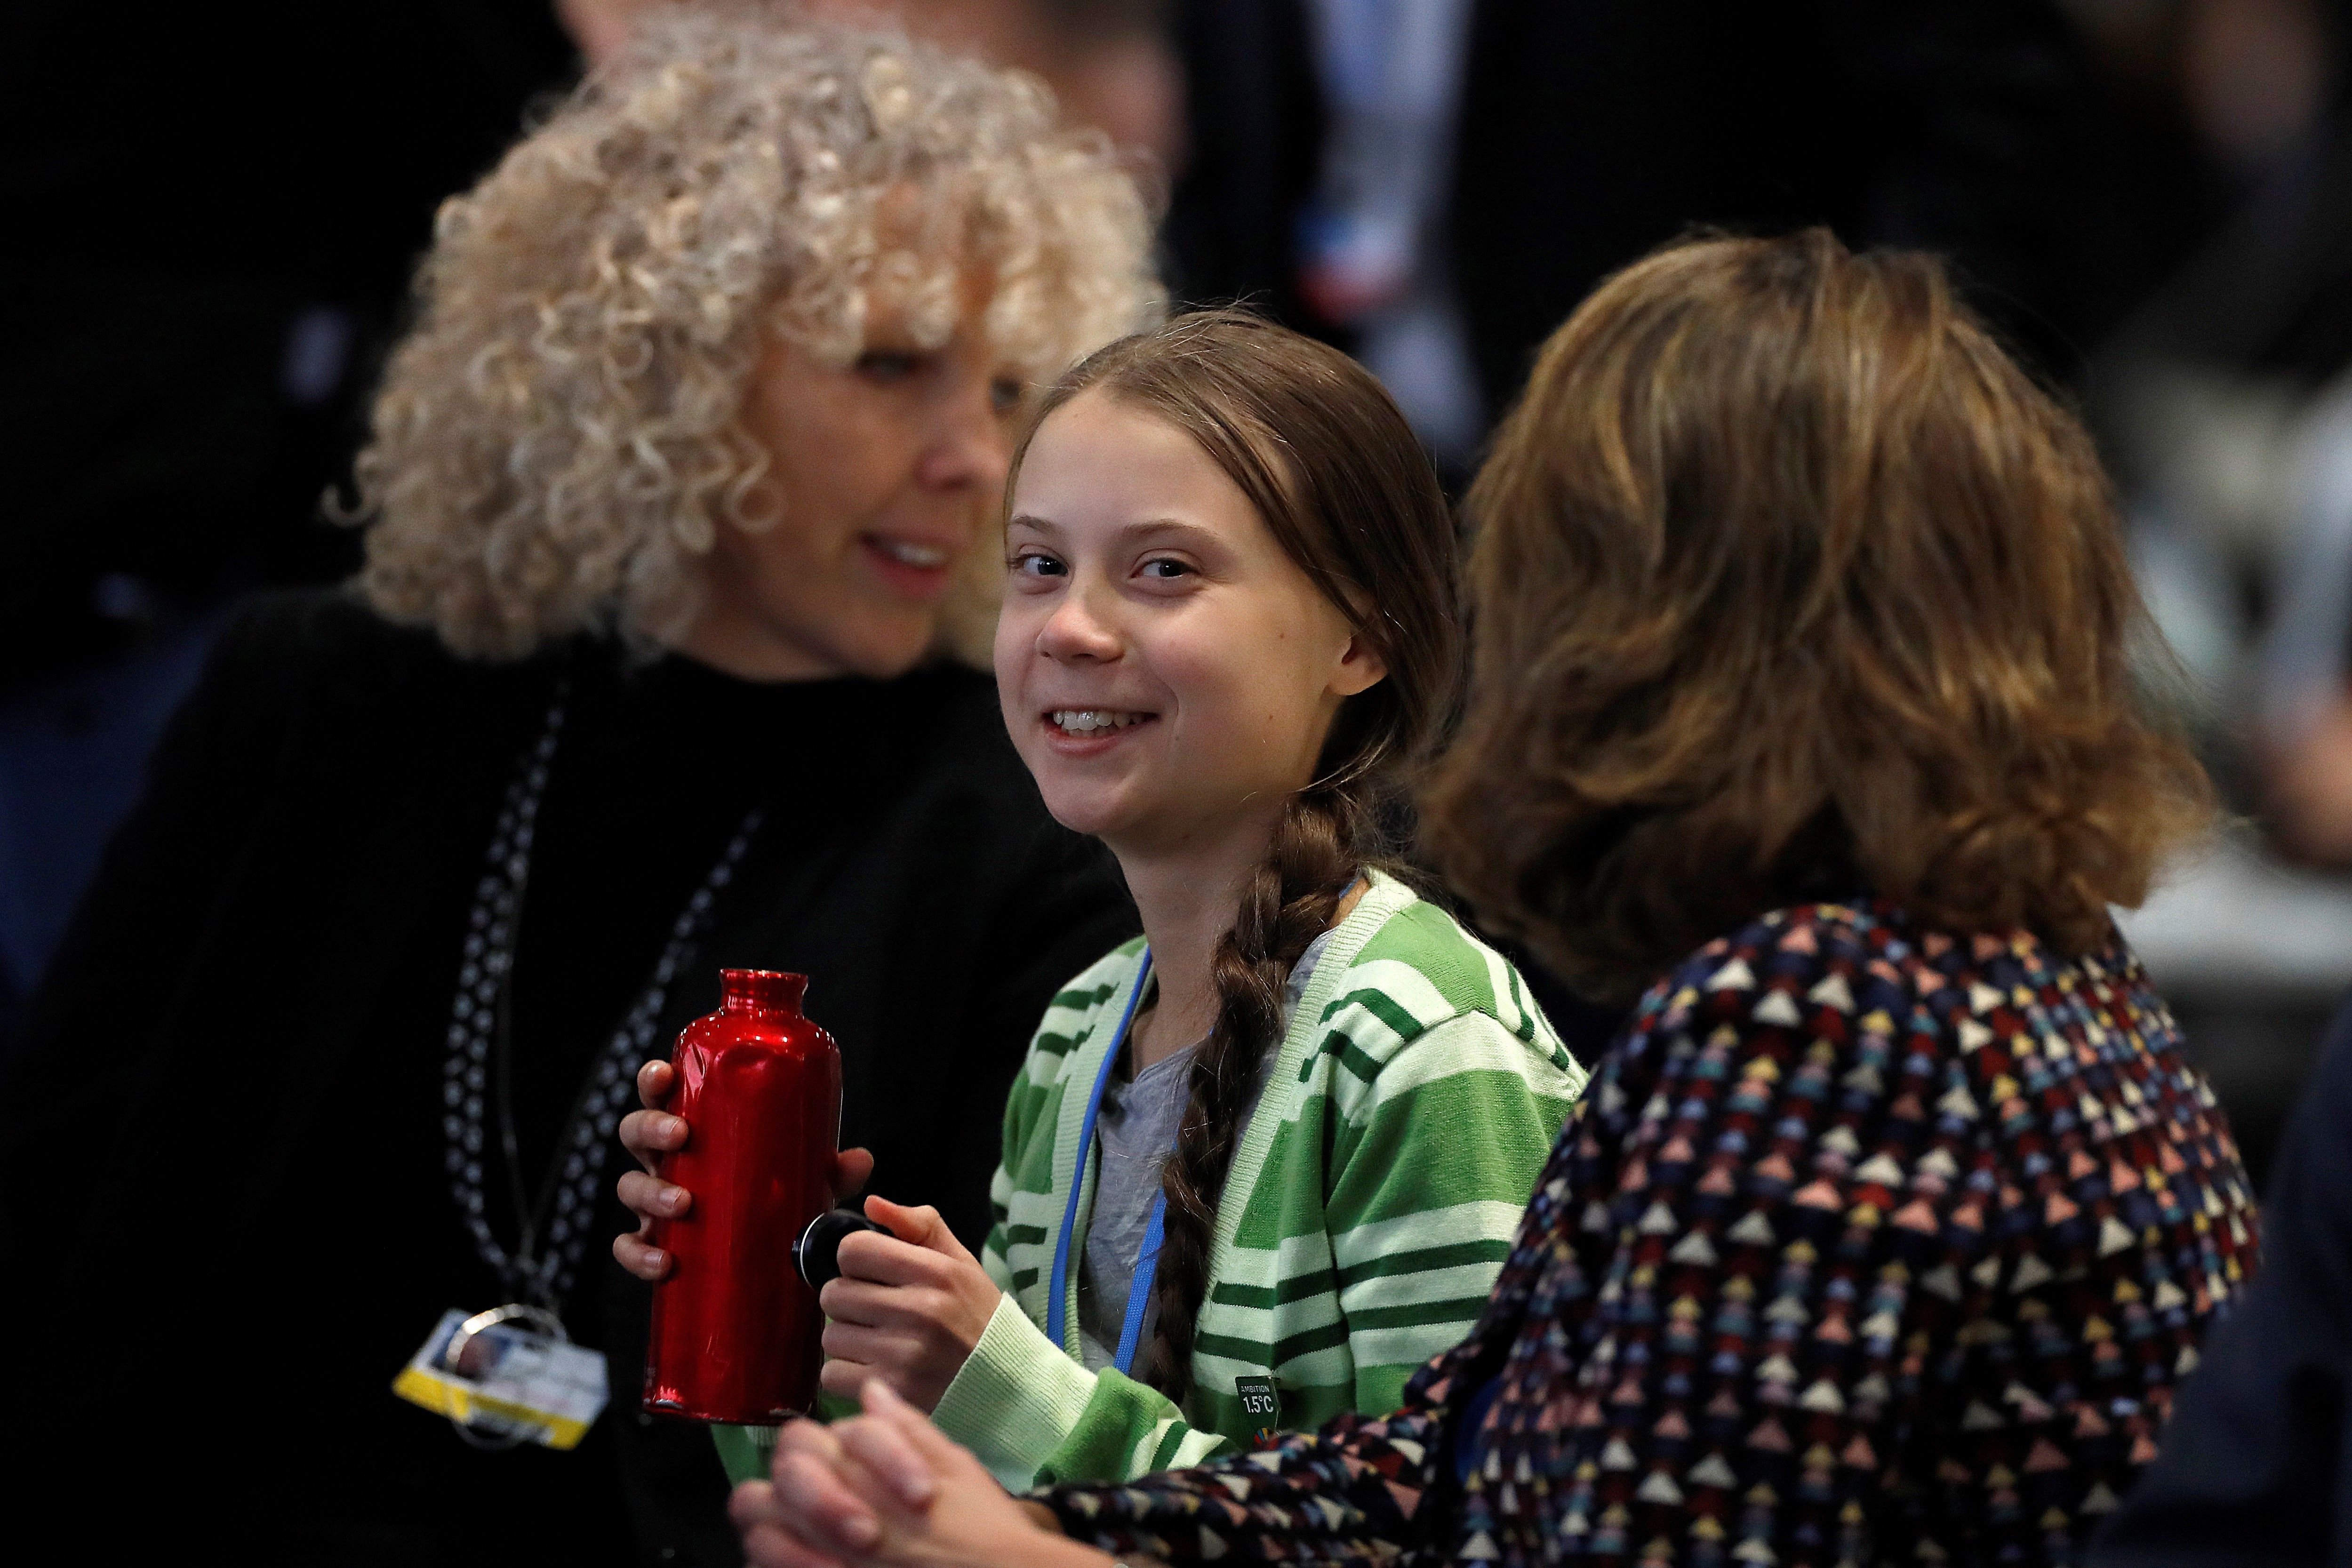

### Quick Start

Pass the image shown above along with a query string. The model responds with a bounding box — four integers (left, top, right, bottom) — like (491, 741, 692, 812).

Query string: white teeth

(1050, 709, 1145, 734)
(878, 540, 948, 568)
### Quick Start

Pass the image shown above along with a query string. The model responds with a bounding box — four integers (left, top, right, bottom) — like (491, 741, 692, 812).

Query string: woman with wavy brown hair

(732, 229, 2260, 1568)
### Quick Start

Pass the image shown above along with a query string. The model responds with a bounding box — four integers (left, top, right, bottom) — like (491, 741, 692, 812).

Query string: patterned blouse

(1037, 902, 2259, 1566)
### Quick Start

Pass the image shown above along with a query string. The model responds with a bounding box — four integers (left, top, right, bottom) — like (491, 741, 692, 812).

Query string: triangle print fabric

(1039, 901, 2258, 1568)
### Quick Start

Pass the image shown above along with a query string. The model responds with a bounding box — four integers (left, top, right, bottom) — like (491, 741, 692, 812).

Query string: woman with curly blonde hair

(735, 231, 2259, 1568)
(0, 8, 1155, 1563)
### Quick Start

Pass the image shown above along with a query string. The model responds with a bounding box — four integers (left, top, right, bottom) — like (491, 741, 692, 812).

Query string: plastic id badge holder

(392, 1306, 609, 1449)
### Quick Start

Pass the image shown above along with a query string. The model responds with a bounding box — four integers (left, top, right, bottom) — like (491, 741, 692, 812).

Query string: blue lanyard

(1045, 951, 1171, 1376)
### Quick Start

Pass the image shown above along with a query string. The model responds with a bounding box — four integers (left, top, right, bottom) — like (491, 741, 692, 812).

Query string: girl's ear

(1331, 631, 1388, 699)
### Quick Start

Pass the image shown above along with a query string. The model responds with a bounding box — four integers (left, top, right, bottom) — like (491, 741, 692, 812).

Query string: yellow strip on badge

(392, 1308, 609, 1451)
(392, 1365, 595, 1449)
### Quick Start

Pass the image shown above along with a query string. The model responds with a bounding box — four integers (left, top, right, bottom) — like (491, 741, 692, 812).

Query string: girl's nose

(1036, 582, 1122, 664)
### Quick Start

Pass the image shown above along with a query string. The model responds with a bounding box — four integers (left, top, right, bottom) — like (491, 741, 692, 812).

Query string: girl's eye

(1009, 550, 1067, 580)
(989, 378, 1025, 415)
(1138, 558, 1194, 581)
(856, 350, 923, 383)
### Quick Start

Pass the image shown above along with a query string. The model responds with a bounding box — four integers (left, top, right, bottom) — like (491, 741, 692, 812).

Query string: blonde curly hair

(349, 3, 1162, 660)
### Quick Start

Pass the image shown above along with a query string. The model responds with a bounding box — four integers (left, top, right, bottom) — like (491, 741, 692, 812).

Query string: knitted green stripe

(1335, 1236, 1517, 1288)
(1343, 1295, 1500, 1332)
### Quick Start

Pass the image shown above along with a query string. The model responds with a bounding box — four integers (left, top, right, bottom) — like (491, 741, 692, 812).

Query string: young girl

(620, 311, 1585, 1488)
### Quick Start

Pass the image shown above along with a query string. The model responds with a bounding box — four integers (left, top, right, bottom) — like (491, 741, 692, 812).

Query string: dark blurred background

(6, 0, 2349, 1188)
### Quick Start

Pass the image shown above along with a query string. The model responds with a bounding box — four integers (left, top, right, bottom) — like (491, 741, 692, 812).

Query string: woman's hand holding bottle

(614, 1058, 875, 1281)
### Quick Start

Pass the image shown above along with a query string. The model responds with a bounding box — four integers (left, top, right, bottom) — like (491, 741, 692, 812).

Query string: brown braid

(1002, 309, 1465, 1404)
(1136, 784, 1384, 1398)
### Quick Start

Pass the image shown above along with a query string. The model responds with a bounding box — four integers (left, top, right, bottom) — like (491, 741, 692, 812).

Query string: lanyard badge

(394, 681, 759, 1450)
(393, 1305, 609, 1450)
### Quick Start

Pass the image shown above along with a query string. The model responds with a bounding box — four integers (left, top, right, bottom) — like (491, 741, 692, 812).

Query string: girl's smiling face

(996, 388, 1388, 855)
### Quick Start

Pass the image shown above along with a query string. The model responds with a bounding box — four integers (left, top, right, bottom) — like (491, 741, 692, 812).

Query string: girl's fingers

(863, 1196, 977, 1263)
(818, 1275, 948, 1328)
(832, 1146, 876, 1203)
(818, 1355, 876, 1402)
(618, 1110, 656, 1164)
(832, 1232, 957, 1291)
(636, 1058, 673, 1110)
(617, 1169, 692, 1222)
(612, 1230, 671, 1280)
(618, 1108, 689, 1172)
(820, 1319, 922, 1369)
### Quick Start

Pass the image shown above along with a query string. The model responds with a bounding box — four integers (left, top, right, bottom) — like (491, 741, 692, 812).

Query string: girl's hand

(818, 1197, 1002, 1410)
(731, 1381, 1107, 1568)
(616, 1059, 875, 1282)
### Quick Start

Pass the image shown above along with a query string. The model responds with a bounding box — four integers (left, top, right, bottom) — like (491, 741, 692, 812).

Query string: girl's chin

(1034, 785, 1144, 844)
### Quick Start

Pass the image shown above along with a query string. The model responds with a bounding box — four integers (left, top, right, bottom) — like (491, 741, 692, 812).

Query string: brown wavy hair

(1007, 311, 1460, 1400)
(1423, 230, 2213, 1002)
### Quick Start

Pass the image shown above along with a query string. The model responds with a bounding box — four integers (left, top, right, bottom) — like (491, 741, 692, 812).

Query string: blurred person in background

(735, 230, 2257, 1568)
(0, 5, 580, 1049)
(2058, 0, 2352, 1193)
(1165, 0, 2110, 473)
(2085, 0, 2352, 809)
(564, 0, 1185, 161)
(0, 11, 1157, 1563)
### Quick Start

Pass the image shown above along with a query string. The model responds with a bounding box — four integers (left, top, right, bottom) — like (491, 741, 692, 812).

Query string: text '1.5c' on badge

(1235, 1374, 1280, 1447)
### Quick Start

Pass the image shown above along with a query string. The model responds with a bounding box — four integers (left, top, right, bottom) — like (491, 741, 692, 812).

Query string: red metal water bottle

(643, 968, 840, 1423)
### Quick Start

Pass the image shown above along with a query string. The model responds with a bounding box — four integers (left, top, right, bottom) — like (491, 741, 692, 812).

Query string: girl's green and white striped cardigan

(928, 869, 1587, 1488)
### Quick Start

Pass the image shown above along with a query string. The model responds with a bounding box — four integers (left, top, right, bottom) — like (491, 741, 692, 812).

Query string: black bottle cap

(795, 1208, 888, 1290)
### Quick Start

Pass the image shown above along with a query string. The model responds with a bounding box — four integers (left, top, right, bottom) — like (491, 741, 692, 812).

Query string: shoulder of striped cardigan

(1182, 891, 1589, 1445)
(954, 887, 1588, 1483)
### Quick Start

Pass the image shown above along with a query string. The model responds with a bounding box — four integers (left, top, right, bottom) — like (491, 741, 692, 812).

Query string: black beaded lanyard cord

(440, 680, 763, 1323)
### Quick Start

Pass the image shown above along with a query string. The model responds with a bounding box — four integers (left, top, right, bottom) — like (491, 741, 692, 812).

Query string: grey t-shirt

(1075, 925, 1340, 1373)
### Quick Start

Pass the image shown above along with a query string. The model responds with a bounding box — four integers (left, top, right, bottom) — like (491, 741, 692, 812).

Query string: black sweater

(0, 591, 1136, 1566)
